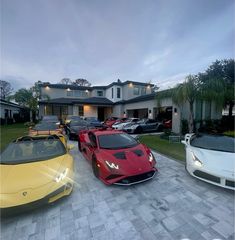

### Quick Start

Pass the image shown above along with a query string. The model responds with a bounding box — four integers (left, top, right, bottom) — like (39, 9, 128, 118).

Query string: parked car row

(0, 119, 158, 215)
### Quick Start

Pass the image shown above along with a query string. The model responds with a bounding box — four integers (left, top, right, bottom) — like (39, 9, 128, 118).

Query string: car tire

(92, 156, 99, 178)
(135, 126, 143, 134)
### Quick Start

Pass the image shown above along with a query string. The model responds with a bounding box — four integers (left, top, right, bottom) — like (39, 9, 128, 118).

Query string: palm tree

(171, 75, 200, 133)
(156, 75, 200, 133)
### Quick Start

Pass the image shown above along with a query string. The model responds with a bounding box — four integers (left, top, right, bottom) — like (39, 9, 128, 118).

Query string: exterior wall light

(147, 85, 151, 89)
(67, 88, 71, 91)
(129, 83, 133, 87)
(45, 86, 50, 90)
(85, 90, 89, 93)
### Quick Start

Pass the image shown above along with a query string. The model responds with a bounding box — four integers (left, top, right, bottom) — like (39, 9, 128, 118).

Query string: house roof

(0, 98, 27, 109)
(39, 97, 114, 106)
(39, 80, 154, 90)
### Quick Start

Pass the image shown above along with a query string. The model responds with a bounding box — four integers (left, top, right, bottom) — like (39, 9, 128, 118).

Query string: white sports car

(182, 133, 235, 190)
(112, 118, 139, 130)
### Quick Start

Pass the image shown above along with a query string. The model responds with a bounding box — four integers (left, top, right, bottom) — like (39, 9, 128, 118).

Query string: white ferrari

(182, 133, 235, 190)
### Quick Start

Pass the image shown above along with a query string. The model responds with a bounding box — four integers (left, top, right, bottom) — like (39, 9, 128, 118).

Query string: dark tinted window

(98, 133, 138, 149)
(190, 134, 235, 153)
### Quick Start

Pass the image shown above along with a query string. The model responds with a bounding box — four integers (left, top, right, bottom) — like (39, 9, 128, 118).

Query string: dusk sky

(1, 0, 234, 91)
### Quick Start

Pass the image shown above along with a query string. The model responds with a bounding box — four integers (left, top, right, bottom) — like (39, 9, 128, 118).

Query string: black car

(84, 117, 103, 128)
(66, 120, 89, 140)
(123, 119, 163, 134)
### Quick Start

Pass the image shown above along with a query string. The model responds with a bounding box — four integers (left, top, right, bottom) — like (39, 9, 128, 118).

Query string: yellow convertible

(0, 134, 74, 214)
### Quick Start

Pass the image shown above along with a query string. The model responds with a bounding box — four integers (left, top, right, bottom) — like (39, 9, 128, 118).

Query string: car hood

(0, 155, 65, 193)
(98, 144, 152, 174)
(123, 123, 138, 128)
(189, 146, 235, 176)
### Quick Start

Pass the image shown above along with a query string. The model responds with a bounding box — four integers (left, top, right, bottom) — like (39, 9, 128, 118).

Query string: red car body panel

(79, 129, 157, 185)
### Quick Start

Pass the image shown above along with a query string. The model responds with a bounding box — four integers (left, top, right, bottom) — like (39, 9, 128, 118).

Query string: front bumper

(103, 168, 157, 186)
(1, 183, 73, 216)
(186, 163, 235, 190)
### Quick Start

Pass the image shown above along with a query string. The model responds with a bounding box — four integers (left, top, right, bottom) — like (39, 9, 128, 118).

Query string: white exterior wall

(41, 87, 91, 99)
(0, 104, 21, 118)
(122, 84, 152, 100)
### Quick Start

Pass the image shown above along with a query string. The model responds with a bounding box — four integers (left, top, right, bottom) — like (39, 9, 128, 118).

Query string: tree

(13, 81, 50, 121)
(72, 78, 91, 87)
(199, 59, 235, 118)
(0, 80, 13, 99)
(59, 78, 72, 85)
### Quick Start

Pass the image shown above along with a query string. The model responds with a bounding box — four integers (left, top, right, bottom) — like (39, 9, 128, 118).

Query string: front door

(98, 107, 105, 121)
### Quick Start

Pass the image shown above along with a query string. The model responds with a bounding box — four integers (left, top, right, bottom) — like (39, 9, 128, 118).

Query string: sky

(1, 0, 235, 92)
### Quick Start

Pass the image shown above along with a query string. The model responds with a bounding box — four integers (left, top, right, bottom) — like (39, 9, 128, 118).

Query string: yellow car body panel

(0, 141, 74, 209)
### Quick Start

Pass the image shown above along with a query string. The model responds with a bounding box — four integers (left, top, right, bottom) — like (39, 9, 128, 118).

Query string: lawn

(139, 135, 186, 161)
(0, 123, 28, 152)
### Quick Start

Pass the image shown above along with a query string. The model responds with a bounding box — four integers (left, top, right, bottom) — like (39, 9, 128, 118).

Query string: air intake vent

(133, 149, 143, 156)
(113, 152, 126, 159)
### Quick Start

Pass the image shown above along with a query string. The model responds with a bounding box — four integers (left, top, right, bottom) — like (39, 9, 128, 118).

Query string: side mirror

(68, 144, 74, 151)
(181, 140, 186, 145)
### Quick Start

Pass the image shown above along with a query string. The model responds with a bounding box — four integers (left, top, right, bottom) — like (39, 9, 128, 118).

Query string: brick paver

(1, 141, 234, 240)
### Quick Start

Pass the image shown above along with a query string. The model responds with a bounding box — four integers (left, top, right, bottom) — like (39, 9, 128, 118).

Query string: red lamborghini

(78, 129, 157, 185)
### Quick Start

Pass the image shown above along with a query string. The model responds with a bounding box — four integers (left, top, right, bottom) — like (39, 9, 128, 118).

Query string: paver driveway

(1, 141, 234, 240)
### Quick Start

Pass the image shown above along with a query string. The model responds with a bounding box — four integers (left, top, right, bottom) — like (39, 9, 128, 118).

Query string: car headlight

(148, 152, 154, 162)
(105, 161, 119, 169)
(191, 152, 202, 167)
(55, 168, 69, 182)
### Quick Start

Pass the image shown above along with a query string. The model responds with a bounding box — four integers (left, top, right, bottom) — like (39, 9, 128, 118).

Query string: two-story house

(38, 80, 154, 122)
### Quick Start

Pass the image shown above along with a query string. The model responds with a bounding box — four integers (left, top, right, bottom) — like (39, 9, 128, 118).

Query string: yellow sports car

(0, 134, 74, 214)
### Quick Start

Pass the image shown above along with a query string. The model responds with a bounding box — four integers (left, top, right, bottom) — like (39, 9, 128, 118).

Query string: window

(117, 88, 121, 98)
(67, 90, 73, 97)
(97, 90, 103, 97)
(111, 88, 114, 98)
(74, 91, 81, 97)
(141, 87, 146, 95)
(79, 106, 84, 116)
(133, 87, 139, 95)
(88, 133, 97, 148)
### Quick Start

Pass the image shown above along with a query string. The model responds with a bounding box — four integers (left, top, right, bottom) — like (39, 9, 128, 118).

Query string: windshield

(70, 120, 87, 127)
(1, 139, 66, 164)
(42, 116, 58, 121)
(33, 123, 58, 131)
(98, 133, 138, 149)
(191, 134, 235, 153)
(86, 117, 98, 121)
(137, 119, 146, 124)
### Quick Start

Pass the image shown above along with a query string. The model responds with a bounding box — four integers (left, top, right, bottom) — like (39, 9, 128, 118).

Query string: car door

(86, 132, 98, 161)
(146, 119, 157, 131)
